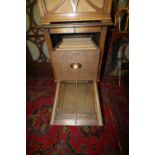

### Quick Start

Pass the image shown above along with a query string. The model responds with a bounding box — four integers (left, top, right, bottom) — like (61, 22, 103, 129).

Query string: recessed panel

(50, 81, 103, 126)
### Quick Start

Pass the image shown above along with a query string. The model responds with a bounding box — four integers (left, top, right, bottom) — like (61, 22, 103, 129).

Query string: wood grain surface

(50, 81, 103, 126)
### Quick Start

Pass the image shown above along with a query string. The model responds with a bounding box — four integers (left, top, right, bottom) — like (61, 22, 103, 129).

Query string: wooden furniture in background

(37, 0, 112, 126)
(104, 7, 129, 86)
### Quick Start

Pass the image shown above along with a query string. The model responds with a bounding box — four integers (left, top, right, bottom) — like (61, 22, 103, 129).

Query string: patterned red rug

(26, 78, 128, 155)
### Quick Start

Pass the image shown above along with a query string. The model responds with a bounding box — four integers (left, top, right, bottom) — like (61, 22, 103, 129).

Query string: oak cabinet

(37, 0, 112, 126)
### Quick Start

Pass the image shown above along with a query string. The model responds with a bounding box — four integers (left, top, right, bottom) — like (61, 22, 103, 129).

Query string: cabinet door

(38, 0, 112, 23)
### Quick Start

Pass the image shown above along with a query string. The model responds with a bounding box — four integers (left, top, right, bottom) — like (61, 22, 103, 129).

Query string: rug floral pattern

(27, 79, 128, 155)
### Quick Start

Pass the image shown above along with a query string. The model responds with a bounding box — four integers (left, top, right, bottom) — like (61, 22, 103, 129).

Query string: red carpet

(26, 77, 128, 155)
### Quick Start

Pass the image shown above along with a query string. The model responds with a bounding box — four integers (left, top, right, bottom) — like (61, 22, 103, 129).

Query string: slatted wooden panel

(56, 37, 97, 50)
(50, 81, 103, 126)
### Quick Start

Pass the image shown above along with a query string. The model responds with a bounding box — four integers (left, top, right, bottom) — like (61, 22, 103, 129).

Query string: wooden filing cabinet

(37, 0, 113, 126)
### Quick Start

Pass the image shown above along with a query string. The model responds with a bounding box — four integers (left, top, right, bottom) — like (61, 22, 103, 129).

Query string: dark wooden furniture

(37, 0, 112, 126)
(104, 8, 129, 86)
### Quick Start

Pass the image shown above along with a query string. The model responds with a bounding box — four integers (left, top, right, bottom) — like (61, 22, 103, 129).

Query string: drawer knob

(70, 63, 82, 69)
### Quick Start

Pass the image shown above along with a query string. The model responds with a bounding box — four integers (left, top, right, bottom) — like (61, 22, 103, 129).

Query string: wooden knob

(70, 63, 82, 69)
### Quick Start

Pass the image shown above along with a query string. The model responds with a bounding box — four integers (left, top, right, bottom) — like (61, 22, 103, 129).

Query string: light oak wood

(37, 0, 112, 24)
(75, 27, 101, 33)
(60, 41, 93, 45)
(38, 0, 112, 126)
(39, 21, 113, 29)
(50, 82, 60, 125)
(62, 37, 92, 42)
(51, 50, 99, 80)
(50, 81, 103, 126)
(50, 28, 74, 34)
(56, 37, 97, 50)
(40, 14, 112, 24)
(56, 47, 97, 51)
(93, 81, 103, 125)
(58, 44, 95, 48)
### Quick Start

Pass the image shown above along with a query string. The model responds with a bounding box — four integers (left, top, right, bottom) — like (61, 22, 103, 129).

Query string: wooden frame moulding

(98, 26, 107, 80)
(50, 81, 60, 125)
(93, 81, 103, 126)
(43, 29, 56, 80)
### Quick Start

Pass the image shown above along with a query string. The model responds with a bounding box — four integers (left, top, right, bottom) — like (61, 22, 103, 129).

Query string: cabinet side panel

(98, 27, 107, 80)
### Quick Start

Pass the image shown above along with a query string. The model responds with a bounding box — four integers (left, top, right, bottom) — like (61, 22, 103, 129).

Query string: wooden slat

(98, 27, 107, 80)
(76, 120, 98, 126)
(40, 13, 112, 24)
(50, 28, 74, 34)
(57, 46, 96, 50)
(49, 27, 101, 34)
(48, 0, 65, 14)
(62, 37, 92, 42)
(56, 113, 75, 119)
(54, 119, 76, 125)
(56, 38, 97, 50)
(93, 81, 103, 126)
(75, 27, 101, 33)
(39, 21, 113, 29)
(58, 44, 95, 48)
(57, 82, 76, 114)
(38, 0, 46, 16)
(60, 41, 93, 45)
(106, 0, 112, 14)
(56, 113, 96, 119)
(85, 0, 103, 11)
(54, 119, 98, 126)
(77, 82, 95, 114)
(43, 29, 56, 79)
(56, 47, 97, 50)
(50, 82, 60, 125)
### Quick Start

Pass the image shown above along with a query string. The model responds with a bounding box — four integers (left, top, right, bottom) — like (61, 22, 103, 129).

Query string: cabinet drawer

(50, 81, 103, 126)
(50, 28, 74, 34)
(51, 50, 99, 80)
(75, 27, 101, 33)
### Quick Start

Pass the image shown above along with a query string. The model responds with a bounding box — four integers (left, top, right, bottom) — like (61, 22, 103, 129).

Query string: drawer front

(50, 27, 101, 34)
(51, 50, 99, 80)
(75, 27, 101, 33)
(50, 28, 74, 34)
